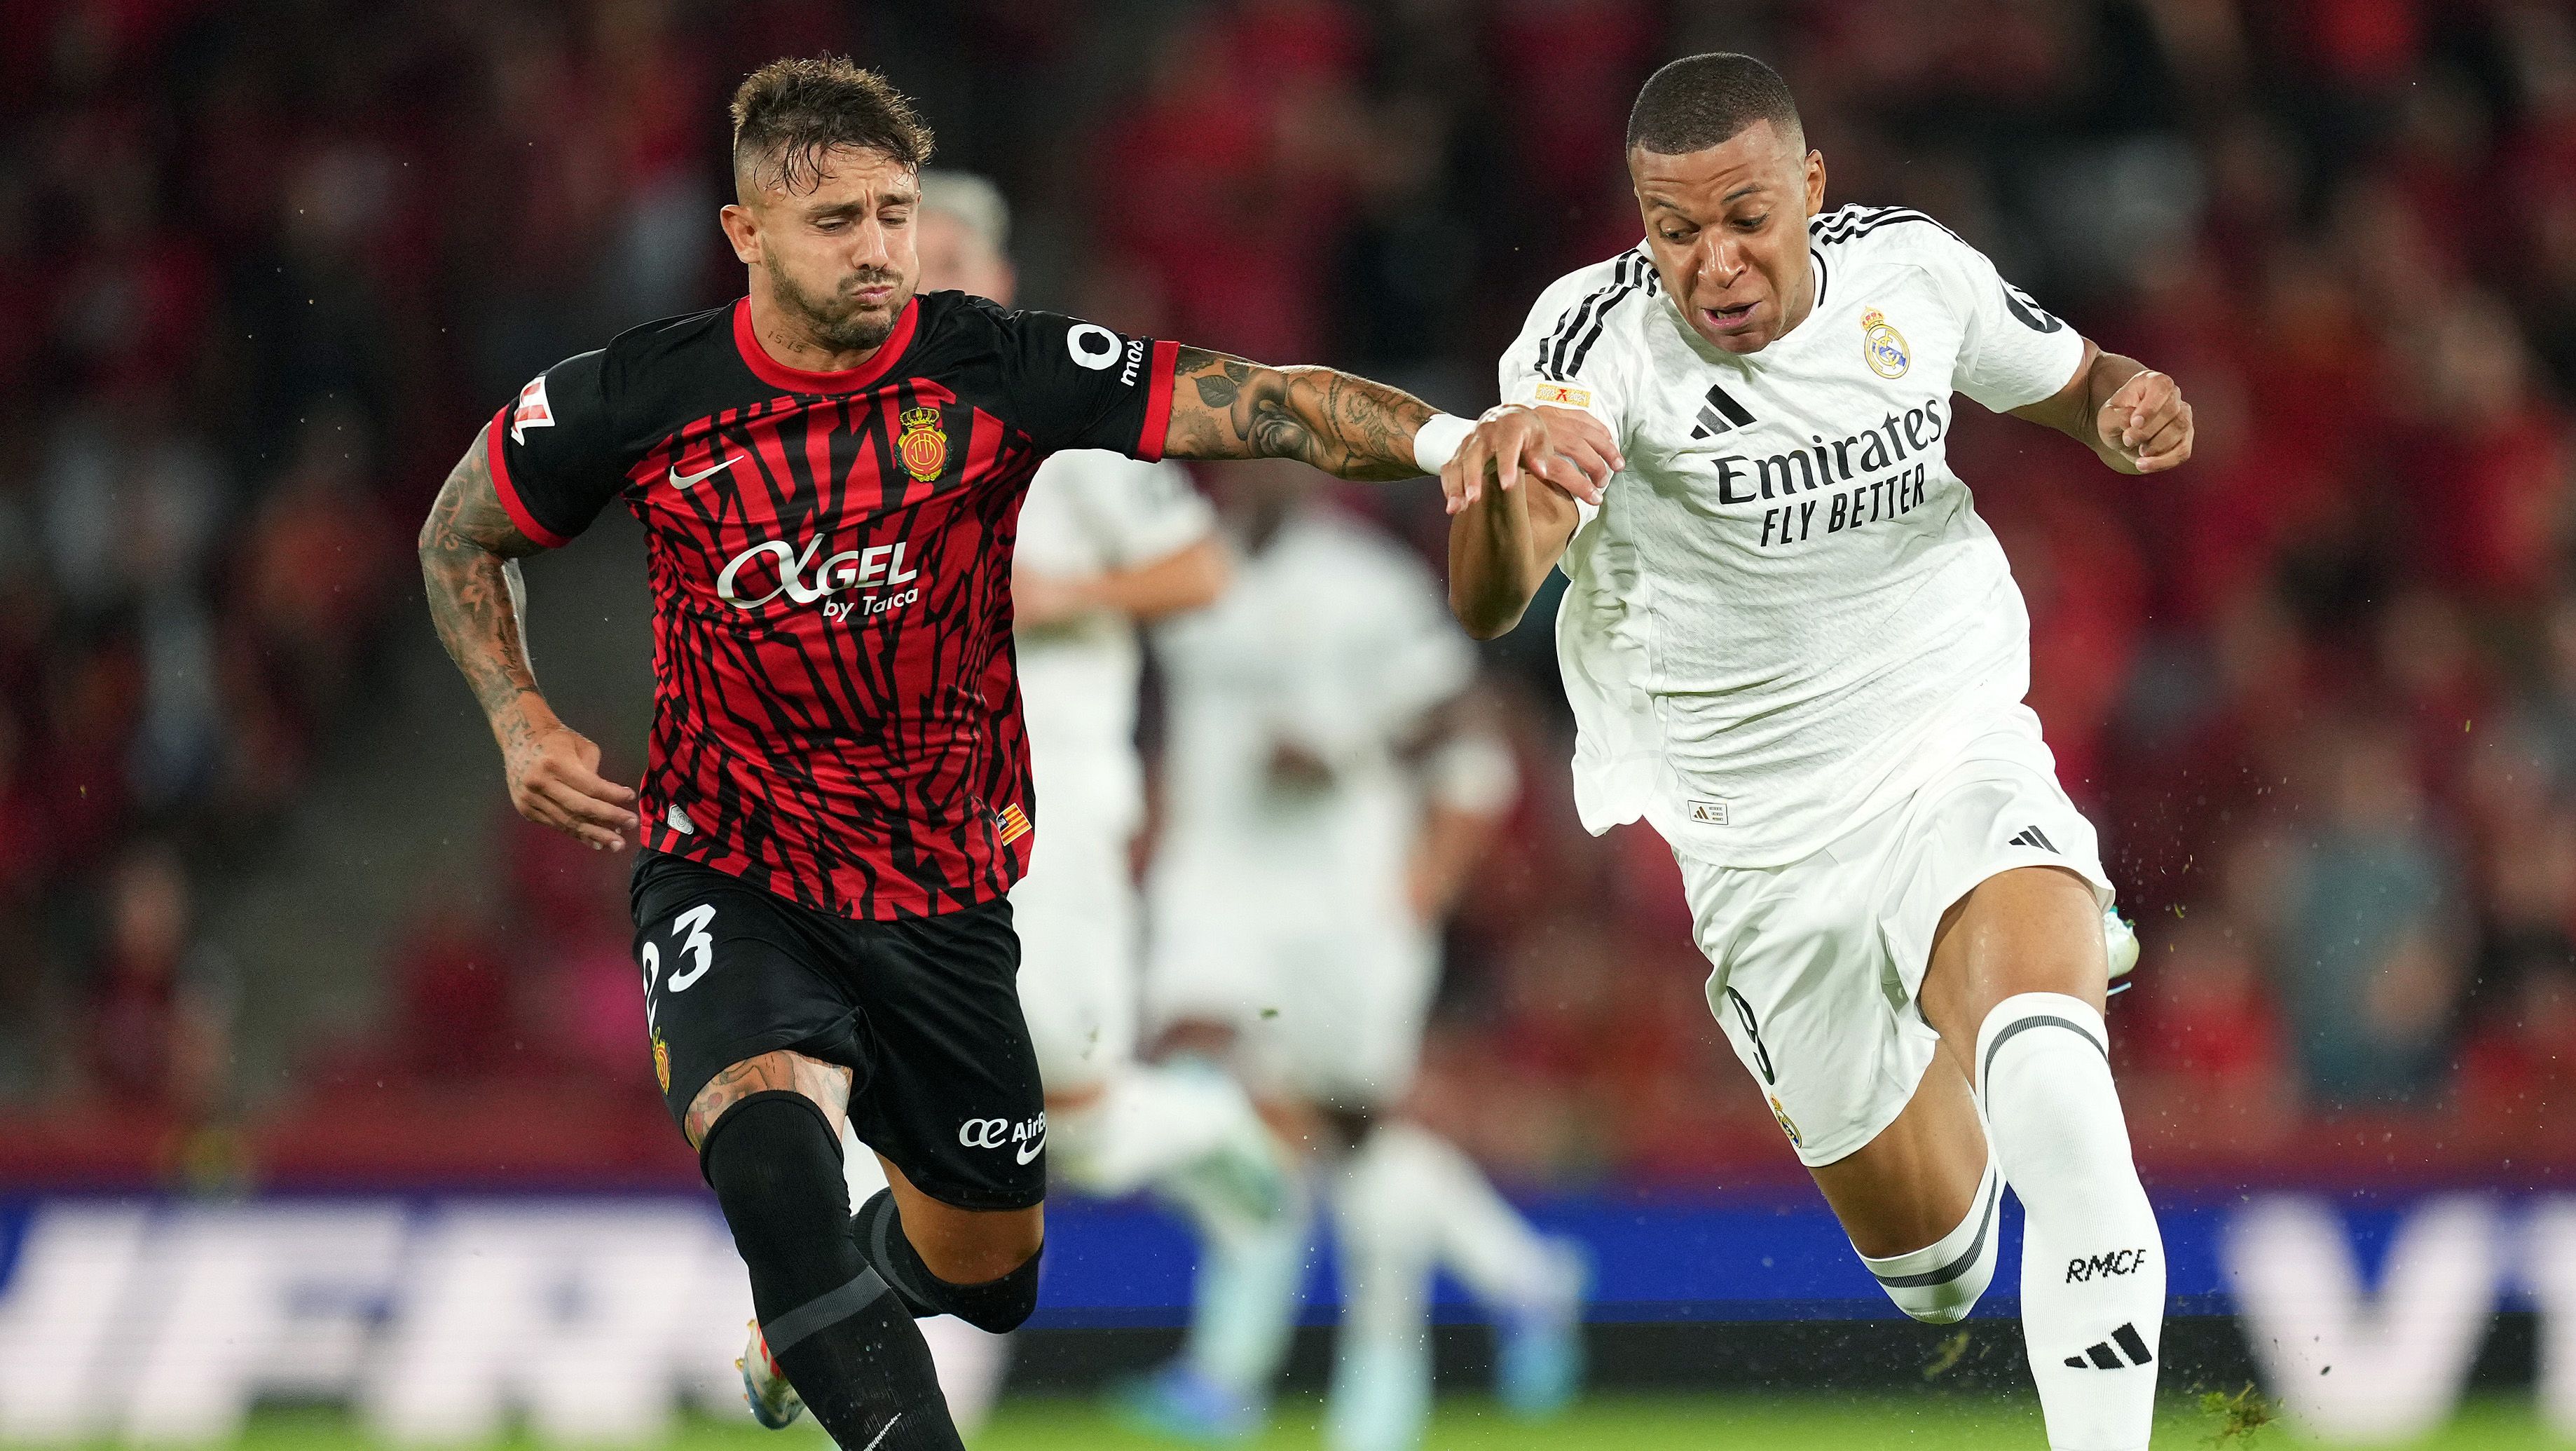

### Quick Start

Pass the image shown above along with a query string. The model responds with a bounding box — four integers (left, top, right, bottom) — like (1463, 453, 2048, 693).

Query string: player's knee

(852, 1190, 1044, 1333)
(699, 1091, 847, 1269)
(1860, 1159, 2001, 1326)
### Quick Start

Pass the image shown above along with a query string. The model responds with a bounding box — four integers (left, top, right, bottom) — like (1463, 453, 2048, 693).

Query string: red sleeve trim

(486, 407, 571, 550)
(1135, 338, 1181, 461)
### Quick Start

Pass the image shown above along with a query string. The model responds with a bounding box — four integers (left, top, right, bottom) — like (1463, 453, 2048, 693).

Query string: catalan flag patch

(994, 803, 1032, 845)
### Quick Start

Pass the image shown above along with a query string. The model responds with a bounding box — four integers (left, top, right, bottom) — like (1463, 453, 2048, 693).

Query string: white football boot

(2104, 906, 2139, 983)
(739, 1319, 806, 1429)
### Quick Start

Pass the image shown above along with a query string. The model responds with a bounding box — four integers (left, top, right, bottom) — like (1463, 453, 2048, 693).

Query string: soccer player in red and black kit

(418, 57, 1614, 1451)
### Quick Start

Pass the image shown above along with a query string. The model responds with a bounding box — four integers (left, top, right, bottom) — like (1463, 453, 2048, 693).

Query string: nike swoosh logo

(1017, 1134, 1045, 1165)
(669, 457, 740, 489)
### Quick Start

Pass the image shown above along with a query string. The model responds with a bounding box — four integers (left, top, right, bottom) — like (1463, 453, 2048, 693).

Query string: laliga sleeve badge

(1861, 308, 1911, 379)
(652, 1034, 672, 1094)
(897, 406, 949, 483)
(1769, 1094, 1803, 1149)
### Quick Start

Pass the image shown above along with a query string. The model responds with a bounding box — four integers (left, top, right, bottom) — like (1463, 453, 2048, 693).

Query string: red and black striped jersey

(488, 290, 1179, 920)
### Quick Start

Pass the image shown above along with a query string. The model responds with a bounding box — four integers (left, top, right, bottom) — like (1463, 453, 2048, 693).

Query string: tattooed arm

(1156, 347, 1440, 482)
(418, 423, 640, 851)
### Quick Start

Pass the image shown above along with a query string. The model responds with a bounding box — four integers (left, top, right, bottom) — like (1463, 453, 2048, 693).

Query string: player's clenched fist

(1440, 405, 1625, 515)
(502, 710, 640, 852)
(2095, 369, 2193, 475)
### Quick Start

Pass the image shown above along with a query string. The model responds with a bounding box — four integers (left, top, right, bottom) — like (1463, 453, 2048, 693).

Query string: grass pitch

(210, 1393, 2562, 1448)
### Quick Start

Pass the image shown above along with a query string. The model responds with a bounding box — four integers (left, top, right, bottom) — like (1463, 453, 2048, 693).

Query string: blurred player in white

(1129, 463, 1586, 1451)
(842, 170, 1292, 1431)
(1444, 55, 2177, 1451)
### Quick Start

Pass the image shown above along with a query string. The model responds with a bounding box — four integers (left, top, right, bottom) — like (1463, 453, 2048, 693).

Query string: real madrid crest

(897, 405, 948, 483)
(1861, 308, 1911, 379)
(1769, 1094, 1803, 1148)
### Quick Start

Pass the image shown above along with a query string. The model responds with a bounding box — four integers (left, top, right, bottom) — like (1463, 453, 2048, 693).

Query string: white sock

(1858, 1152, 2001, 1324)
(1979, 993, 2164, 1451)
(1366, 1123, 1566, 1314)
(1050, 1062, 1275, 1202)
(1181, 1176, 1313, 1400)
(1327, 1131, 1439, 1451)
(840, 1124, 1013, 1427)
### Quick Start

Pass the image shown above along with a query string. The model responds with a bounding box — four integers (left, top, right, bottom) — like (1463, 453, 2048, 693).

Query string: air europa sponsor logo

(715, 535, 922, 621)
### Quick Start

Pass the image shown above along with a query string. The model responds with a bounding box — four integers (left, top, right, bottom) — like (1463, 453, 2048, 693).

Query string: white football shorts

(1144, 854, 1438, 1110)
(1010, 819, 1140, 1095)
(1676, 708, 2113, 1169)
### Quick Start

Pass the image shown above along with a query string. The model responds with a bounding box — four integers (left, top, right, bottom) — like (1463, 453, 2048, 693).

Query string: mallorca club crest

(1861, 308, 1911, 379)
(652, 1034, 671, 1094)
(897, 405, 949, 483)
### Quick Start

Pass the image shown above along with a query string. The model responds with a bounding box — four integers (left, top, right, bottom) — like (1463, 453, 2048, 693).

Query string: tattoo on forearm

(684, 1049, 854, 1149)
(1168, 346, 1436, 481)
(418, 426, 549, 744)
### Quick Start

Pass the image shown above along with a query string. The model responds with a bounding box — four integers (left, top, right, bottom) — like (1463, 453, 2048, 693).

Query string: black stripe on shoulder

(1541, 250, 1653, 381)
(1536, 250, 1650, 381)
(1809, 205, 1968, 251)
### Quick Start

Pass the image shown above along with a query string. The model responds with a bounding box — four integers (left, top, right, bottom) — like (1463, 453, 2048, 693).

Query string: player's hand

(1440, 406, 1624, 515)
(1013, 568, 1095, 629)
(500, 709, 639, 851)
(2095, 369, 2193, 475)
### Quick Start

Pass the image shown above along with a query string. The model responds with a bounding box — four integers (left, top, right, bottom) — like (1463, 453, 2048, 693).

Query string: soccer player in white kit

(1132, 462, 1587, 1451)
(1443, 55, 2186, 1450)
(837, 170, 1294, 1430)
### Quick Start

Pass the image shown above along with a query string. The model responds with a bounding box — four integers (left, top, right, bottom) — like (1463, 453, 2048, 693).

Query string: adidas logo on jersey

(2007, 824, 2059, 852)
(1689, 383, 1755, 440)
(2063, 1322, 2155, 1370)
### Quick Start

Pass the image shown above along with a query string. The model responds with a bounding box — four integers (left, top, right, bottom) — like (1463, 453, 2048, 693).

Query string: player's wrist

(1411, 413, 1476, 475)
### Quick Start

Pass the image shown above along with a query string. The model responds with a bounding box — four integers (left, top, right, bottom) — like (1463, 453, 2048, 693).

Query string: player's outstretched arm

(418, 424, 640, 851)
(2011, 339, 2195, 475)
(1444, 406, 1603, 639)
(1159, 347, 1617, 498)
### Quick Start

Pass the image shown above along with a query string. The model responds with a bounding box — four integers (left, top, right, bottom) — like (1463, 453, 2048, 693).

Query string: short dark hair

(729, 56, 935, 193)
(1626, 53, 1802, 156)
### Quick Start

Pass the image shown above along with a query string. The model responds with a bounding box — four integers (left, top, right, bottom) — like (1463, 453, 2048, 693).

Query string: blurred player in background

(836, 169, 1296, 1432)
(419, 57, 1605, 1451)
(1130, 462, 1587, 1451)
(1446, 53, 2179, 1451)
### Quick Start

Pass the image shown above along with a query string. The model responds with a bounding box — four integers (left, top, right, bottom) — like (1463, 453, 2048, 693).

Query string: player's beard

(767, 254, 910, 353)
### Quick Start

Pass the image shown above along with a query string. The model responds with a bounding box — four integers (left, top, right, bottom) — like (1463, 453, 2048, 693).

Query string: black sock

(851, 1187, 1046, 1333)
(701, 1093, 964, 1450)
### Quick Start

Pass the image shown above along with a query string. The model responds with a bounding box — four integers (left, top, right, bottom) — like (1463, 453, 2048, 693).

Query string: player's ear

(1804, 150, 1827, 218)
(719, 202, 762, 266)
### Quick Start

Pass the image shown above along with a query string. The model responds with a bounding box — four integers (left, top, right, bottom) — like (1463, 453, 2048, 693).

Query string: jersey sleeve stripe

(484, 406, 571, 550)
(1135, 338, 1179, 461)
(1560, 254, 1654, 378)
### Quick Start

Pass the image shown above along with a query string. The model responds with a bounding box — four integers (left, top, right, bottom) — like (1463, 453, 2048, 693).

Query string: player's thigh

(1916, 864, 2107, 1077)
(841, 897, 1050, 1215)
(1010, 836, 1139, 1096)
(873, 1151, 1045, 1284)
(1807, 1051, 1988, 1258)
(1683, 849, 1937, 1172)
(630, 852, 867, 1147)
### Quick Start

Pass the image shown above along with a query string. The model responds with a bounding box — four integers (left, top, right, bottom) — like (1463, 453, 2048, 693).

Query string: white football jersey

(1014, 449, 1216, 839)
(1503, 204, 2087, 867)
(1151, 505, 1475, 908)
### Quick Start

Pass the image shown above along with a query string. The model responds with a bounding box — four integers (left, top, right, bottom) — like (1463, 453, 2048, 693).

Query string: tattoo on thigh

(685, 1050, 852, 1149)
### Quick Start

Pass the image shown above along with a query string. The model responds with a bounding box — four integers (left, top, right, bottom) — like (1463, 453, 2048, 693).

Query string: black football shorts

(629, 850, 1046, 1211)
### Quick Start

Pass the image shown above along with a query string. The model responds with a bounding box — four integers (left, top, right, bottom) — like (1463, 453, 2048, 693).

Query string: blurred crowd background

(3, 0, 2572, 1193)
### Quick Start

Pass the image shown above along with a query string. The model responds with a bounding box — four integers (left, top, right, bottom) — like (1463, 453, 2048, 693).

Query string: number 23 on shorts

(640, 903, 719, 1035)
